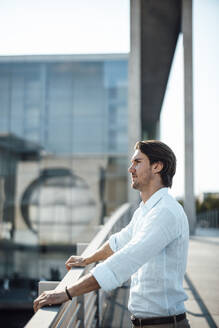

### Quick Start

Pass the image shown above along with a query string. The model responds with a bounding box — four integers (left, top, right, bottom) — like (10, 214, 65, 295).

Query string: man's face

(128, 149, 153, 191)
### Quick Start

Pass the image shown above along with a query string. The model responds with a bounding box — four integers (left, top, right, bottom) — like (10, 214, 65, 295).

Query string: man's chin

(131, 182, 138, 190)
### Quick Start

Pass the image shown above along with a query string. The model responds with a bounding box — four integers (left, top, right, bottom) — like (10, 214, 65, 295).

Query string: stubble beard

(131, 180, 141, 190)
(131, 175, 149, 192)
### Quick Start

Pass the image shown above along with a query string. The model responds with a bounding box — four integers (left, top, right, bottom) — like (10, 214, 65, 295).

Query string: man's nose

(128, 165, 135, 173)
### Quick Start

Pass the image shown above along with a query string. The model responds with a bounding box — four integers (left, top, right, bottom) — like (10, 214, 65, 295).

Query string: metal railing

(25, 203, 131, 328)
(197, 209, 219, 228)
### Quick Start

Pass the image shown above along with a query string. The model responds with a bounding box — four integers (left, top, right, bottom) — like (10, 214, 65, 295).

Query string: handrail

(197, 209, 219, 228)
(25, 203, 131, 328)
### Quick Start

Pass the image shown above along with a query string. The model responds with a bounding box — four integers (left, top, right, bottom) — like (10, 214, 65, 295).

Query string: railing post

(77, 294, 85, 328)
(95, 289, 100, 328)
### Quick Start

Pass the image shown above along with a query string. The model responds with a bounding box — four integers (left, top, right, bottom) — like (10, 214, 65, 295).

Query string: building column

(182, 0, 196, 234)
(128, 0, 142, 203)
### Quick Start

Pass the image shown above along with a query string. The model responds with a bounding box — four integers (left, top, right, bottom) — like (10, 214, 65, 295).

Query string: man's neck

(140, 184, 164, 203)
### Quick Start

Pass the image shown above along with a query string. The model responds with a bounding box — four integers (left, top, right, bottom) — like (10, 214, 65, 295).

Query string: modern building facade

(0, 54, 128, 250)
(0, 54, 128, 155)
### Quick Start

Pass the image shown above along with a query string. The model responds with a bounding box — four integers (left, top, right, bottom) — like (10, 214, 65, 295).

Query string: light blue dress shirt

(91, 188, 189, 318)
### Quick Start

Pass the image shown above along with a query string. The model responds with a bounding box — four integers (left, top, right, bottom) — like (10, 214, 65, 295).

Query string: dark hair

(135, 140, 176, 188)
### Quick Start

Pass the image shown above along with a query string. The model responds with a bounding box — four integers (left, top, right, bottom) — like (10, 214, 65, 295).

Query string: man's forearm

(68, 273, 100, 297)
(33, 273, 100, 311)
(85, 241, 114, 265)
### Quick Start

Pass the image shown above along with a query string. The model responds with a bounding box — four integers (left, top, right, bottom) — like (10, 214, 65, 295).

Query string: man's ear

(152, 161, 163, 174)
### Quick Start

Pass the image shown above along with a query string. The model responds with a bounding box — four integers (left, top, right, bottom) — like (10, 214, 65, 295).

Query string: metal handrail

(25, 203, 131, 328)
(197, 209, 219, 228)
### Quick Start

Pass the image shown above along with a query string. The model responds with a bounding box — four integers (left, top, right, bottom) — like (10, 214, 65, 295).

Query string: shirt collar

(140, 187, 168, 213)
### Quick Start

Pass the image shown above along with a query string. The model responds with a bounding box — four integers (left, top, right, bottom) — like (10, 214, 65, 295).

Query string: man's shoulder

(154, 193, 187, 221)
(162, 192, 184, 211)
(150, 197, 189, 237)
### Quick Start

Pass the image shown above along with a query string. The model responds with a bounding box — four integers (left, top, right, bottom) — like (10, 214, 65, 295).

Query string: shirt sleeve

(109, 215, 134, 252)
(91, 207, 180, 292)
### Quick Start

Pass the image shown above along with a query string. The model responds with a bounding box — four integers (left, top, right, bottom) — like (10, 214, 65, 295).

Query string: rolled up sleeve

(91, 262, 119, 292)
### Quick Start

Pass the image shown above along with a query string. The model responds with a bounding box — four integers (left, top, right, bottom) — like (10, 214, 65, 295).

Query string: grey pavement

(102, 228, 219, 328)
(185, 228, 219, 328)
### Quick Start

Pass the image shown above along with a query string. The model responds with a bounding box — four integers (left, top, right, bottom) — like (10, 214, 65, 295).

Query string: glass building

(0, 54, 128, 155)
(0, 54, 128, 288)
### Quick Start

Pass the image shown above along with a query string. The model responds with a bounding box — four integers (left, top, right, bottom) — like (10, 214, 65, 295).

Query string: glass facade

(0, 55, 128, 305)
(0, 58, 128, 155)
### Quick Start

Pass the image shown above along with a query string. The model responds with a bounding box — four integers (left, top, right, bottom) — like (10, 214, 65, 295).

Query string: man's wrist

(65, 286, 72, 300)
(83, 257, 88, 265)
(84, 256, 94, 265)
(58, 290, 70, 303)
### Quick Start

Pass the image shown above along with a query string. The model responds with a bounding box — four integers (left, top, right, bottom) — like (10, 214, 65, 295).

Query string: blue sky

(0, 0, 218, 198)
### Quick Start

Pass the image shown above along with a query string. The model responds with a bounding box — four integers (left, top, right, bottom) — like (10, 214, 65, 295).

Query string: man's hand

(65, 242, 114, 271)
(65, 256, 87, 270)
(33, 289, 68, 312)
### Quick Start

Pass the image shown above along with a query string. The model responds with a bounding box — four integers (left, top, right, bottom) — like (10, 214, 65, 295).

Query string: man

(34, 140, 190, 328)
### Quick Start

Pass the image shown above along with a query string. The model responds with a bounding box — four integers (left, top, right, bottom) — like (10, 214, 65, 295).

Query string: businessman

(34, 140, 190, 328)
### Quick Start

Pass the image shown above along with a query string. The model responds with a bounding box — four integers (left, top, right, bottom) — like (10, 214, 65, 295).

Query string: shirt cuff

(90, 262, 119, 292)
(109, 234, 118, 252)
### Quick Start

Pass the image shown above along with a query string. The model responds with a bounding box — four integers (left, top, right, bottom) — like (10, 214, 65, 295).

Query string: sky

(0, 0, 130, 55)
(0, 0, 218, 198)
(160, 0, 219, 198)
